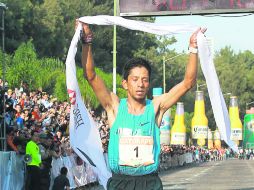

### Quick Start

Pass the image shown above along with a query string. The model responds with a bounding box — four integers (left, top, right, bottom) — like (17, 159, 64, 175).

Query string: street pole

(163, 56, 166, 93)
(113, 0, 118, 94)
(0, 3, 7, 151)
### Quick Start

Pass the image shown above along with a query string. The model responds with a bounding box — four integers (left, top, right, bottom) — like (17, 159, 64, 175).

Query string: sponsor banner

(119, 0, 254, 16)
(66, 24, 111, 188)
(230, 128, 242, 140)
(192, 125, 208, 139)
(171, 132, 186, 145)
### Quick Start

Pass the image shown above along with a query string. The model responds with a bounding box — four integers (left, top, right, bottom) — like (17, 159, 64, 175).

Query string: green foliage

(76, 67, 126, 109)
(2, 0, 160, 73)
(5, 41, 65, 93)
(54, 72, 68, 102)
(1, 40, 126, 109)
(0, 51, 12, 79)
(184, 112, 194, 135)
(1, 0, 33, 52)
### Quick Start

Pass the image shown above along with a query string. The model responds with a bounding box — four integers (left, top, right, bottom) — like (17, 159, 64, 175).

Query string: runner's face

(123, 66, 150, 100)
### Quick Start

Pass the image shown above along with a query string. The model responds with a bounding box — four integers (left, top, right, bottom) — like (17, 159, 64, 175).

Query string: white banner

(78, 15, 237, 151)
(65, 16, 238, 187)
(197, 33, 237, 151)
(65, 23, 111, 189)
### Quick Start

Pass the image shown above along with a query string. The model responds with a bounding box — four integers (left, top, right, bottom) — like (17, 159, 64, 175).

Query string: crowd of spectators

(1, 81, 236, 162)
(0, 81, 110, 155)
(0, 81, 110, 188)
(238, 148, 254, 160)
(160, 143, 234, 168)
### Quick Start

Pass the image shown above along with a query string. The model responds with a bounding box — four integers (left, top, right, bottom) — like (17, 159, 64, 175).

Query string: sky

(155, 13, 254, 53)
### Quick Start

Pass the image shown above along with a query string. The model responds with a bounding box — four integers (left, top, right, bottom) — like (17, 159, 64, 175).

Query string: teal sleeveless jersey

(108, 98, 161, 175)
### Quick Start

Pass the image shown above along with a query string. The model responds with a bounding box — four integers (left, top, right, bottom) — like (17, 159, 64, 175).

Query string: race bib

(119, 135, 154, 167)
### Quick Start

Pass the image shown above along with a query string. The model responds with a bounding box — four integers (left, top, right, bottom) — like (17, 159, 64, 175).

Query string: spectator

(7, 89, 13, 98)
(52, 166, 70, 190)
(16, 112, 25, 130)
(41, 93, 53, 109)
(25, 131, 41, 190)
(14, 104, 22, 118)
(32, 104, 47, 123)
(6, 127, 19, 153)
(39, 133, 53, 190)
(19, 92, 27, 109)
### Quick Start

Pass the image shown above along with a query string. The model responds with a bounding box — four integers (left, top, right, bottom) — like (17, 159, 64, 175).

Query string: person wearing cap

(25, 130, 41, 190)
(77, 20, 206, 189)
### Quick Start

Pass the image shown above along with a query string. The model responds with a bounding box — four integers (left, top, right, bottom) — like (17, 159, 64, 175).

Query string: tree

(5, 41, 64, 92)
(2, 0, 160, 72)
(1, 40, 126, 109)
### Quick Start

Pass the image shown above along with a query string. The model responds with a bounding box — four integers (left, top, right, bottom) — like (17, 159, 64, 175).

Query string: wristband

(188, 46, 198, 54)
(80, 30, 93, 44)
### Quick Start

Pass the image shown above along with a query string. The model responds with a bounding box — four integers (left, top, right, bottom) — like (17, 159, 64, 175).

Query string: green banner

(243, 114, 254, 149)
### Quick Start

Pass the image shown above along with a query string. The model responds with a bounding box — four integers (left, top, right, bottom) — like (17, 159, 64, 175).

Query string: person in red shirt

(15, 104, 22, 118)
(32, 105, 47, 123)
(19, 92, 27, 109)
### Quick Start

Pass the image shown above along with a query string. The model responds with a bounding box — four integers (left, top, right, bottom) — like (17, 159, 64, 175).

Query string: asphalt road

(160, 159, 254, 190)
(79, 159, 254, 190)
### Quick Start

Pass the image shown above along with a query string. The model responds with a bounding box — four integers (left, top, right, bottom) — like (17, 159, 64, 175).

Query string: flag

(66, 23, 111, 189)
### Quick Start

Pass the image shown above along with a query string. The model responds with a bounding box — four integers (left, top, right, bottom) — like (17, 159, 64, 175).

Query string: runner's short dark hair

(122, 58, 151, 80)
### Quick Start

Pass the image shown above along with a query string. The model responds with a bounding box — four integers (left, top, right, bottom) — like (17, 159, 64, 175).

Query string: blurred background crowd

(0, 81, 110, 156)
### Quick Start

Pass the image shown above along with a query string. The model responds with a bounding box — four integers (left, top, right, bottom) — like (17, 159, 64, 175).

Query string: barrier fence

(0, 151, 194, 190)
